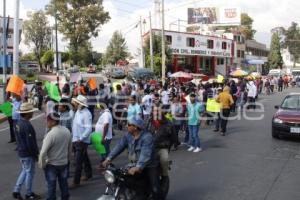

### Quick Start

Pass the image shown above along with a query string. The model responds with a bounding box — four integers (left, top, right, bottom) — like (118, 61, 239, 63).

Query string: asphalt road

(1, 87, 300, 200)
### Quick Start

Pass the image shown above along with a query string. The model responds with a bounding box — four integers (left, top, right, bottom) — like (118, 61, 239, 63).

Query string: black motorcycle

(97, 163, 170, 200)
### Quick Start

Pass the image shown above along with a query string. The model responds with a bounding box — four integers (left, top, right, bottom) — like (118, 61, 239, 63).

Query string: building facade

(148, 29, 234, 76)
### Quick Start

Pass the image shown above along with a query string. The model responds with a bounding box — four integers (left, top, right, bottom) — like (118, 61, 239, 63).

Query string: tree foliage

(268, 33, 283, 69)
(76, 41, 94, 67)
(240, 13, 256, 40)
(104, 31, 129, 65)
(213, 13, 256, 40)
(41, 50, 54, 67)
(144, 34, 172, 76)
(282, 22, 300, 67)
(46, 0, 110, 65)
(20, 53, 36, 62)
(23, 10, 51, 71)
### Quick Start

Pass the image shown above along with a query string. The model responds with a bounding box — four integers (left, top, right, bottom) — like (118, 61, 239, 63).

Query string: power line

(113, 0, 145, 9)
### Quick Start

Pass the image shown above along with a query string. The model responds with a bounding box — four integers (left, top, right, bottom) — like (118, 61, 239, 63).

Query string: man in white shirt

(161, 86, 170, 105)
(70, 95, 93, 188)
(95, 106, 113, 159)
(141, 89, 153, 129)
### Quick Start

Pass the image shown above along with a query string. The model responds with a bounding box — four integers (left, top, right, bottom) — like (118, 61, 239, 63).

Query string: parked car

(272, 93, 300, 138)
(104, 67, 126, 79)
(87, 65, 96, 73)
(127, 67, 155, 81)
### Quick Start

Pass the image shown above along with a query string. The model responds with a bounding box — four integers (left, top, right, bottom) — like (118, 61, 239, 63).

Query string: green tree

(61, 52, 70, 63)
(46, 0, 110, 65)
(268, 33, 283, 69)
(77, 42, 94, 67)
(104, 31, 129, 65)
(240, 13, 256, 40)
(144, 34, 172, 76)
(23, 10, 52, 72)
(41, 50, 54, 70)
(213, 13, 256, 40)
(20, 53, 36, 62)
(282, 22, 300, 67)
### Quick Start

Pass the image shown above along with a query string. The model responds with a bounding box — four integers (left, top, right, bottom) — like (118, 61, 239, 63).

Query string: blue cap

(128, 117, 144, 129)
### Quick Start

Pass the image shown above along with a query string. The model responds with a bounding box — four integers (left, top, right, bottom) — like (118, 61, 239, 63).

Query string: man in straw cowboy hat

(70, 95, 93, 188)
(12, 102, 41, 200)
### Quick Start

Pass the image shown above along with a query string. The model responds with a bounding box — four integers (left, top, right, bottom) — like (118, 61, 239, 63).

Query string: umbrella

(250, 72, 261, 79)
(230, 68, 249, 77)
(169, 71, 192, 78)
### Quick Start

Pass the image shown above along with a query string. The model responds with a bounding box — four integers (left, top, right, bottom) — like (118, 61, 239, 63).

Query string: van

(268, 69, 282, 77)
(291, 68, 300, 77)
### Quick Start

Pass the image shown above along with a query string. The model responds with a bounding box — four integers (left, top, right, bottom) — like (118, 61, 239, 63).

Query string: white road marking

(0, 113, 45, 133)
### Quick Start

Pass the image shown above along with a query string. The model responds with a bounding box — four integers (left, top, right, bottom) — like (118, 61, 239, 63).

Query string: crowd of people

(5, 73, 294, 200)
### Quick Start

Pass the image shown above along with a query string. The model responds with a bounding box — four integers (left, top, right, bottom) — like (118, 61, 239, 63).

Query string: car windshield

(281, 96, 300, 110)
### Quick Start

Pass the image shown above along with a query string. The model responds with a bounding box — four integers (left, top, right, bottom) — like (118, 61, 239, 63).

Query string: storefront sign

(171, 48, 231, 57)
(167, 30, 233, 57)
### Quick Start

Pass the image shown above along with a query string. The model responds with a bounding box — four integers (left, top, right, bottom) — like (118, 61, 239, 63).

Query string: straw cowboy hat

(17, 102, 38, 114)
(72, 95, 88, 107)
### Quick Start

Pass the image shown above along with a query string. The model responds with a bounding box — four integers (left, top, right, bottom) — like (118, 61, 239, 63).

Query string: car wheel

(272, 127, 280, 139)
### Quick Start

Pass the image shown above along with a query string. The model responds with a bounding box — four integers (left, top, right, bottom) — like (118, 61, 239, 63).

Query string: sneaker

(12, 192, 24, 200)
(25, 192, 41, 200)
(187, 146, 195, 152)
(213, 129, 219, 132)
(193, 147, 203, 153)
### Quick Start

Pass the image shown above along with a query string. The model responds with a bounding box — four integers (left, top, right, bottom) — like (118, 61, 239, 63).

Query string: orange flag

(6, 75, 24, 96)
(88, 78, 97, 90)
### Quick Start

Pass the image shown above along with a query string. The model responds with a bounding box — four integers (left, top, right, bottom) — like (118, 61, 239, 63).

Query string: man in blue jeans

(39, 112, 72, 200)
(13, 103, 40, 200)
(187, 93, 205, 153)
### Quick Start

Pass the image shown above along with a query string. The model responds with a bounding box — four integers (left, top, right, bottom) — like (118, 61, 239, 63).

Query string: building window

(207, 40, 214, 49)
(186, 37, 195, 47)
(237, 50, 241, 58)
(222, 42, 227, 50)
(166, 35, 172, 45)
(241, 50, 245, 58)
(217, 58, 224, 65)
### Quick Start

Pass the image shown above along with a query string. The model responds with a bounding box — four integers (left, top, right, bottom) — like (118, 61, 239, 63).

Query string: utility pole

(2, 0, 7, 101)
(13, 0, 20, 75)
(139, 16, 144, 68)
(55, 6, 59, 84)
(149, 12, 154, 72)
(161, 0, 166, 84)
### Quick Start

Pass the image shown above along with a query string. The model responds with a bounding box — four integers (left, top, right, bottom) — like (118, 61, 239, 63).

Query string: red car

(272, 93, 300, 138)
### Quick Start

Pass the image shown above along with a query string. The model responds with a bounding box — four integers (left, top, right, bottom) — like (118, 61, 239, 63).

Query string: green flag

(90, 132, 106, 155)
(45, 81, 61, 102)
(0, 102, 12, 117)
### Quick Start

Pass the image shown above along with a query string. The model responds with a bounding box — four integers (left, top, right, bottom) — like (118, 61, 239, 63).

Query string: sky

(2, 0, 300, 58)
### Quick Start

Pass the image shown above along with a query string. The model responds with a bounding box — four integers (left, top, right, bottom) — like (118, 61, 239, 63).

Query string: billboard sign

(188, 7, 241, 25)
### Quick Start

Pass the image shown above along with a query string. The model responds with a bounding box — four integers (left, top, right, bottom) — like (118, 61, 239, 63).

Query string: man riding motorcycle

(152, 105, 177, 199)
(102, 118, 163, 200)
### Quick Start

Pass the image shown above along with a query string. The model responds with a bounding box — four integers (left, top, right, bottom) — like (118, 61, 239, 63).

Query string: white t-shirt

(161, 90, 170, 105)
(95, 109, 113, 140)
(142, 94, 153, 115)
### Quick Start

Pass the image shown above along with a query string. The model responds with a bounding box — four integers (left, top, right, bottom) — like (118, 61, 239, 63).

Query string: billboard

(188, 7, 241, 25)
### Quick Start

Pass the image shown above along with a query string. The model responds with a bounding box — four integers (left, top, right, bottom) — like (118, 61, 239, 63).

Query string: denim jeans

(44, 164, 69, 200)
(14, 157, 35, 196)
(215, 113, 221, 130)
(188, 125, 201, 148)
(100, 139, 111, 161)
